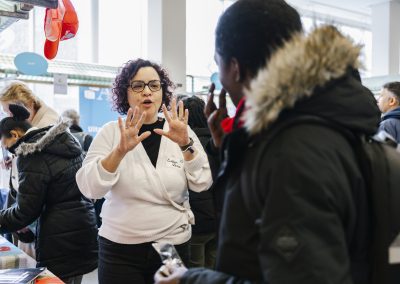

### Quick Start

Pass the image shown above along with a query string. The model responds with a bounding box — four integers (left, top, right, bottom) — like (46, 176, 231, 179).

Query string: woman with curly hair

(76, 59, 212, 284)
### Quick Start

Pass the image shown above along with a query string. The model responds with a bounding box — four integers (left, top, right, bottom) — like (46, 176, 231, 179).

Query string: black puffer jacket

(0, 121, 98, 279)
(182, 26, 381, 284)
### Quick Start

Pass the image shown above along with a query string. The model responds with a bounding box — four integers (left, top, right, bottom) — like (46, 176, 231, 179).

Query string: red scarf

(221, 98, 245, 134)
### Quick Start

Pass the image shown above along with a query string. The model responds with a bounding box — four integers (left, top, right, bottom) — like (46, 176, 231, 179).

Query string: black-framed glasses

(129, 80, 162, 92)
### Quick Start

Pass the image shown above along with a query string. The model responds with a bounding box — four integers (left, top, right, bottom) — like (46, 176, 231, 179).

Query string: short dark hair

(181, 96, 208, 129)
(176, 94, 189, 102)
(0, 104, 31, 139)
(112, 59, 175, 115)
(383, 81, 400, 101)
(215, 0, 302, 80)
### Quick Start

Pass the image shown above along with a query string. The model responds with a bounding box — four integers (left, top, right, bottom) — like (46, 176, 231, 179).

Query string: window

(98, 0, 147, 66)
(301, 16, 372, 77)
(186, 0, 233, 93)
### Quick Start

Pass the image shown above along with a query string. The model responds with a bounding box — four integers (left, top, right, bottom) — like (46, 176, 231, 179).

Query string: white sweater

(76, 120, 213, 245)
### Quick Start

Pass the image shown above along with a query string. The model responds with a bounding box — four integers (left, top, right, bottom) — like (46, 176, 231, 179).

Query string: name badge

(166, 157, 183, 169)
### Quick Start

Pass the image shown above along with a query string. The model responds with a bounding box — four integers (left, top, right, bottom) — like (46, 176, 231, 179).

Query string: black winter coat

(379, 107, 400, 143)
(182, 26, 381, 284)
(0, 122, 98, 279)
(189, 128, 217, 234)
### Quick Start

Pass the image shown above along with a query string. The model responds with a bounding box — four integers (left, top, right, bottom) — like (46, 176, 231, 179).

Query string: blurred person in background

(0, 81, 59, 128)
(179, 95, 218, 269)
(62, 109, 93, 154)
(61, 109, 104, 227)
(377, 81, 400, 143)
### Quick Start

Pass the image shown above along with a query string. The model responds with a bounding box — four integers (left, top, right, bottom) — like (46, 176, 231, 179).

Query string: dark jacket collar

(382, 107, 400, 121)
(8, 127, 51, 154)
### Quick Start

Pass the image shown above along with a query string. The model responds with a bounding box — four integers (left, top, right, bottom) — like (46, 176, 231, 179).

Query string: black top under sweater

(139, 118, 165, 167)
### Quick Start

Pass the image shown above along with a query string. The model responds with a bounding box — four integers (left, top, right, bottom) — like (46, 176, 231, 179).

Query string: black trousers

(98, 236, 190, 284)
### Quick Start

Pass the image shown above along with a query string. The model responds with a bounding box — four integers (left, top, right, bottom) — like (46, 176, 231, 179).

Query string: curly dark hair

(112, 59, 175, 114)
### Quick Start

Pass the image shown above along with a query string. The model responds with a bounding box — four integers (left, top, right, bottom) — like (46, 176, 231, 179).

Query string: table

(0, 235, 36, 269)
(0, 235, 64, 283)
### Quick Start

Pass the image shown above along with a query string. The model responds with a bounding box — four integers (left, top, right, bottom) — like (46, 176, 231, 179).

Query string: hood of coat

(13, 120, 82, 158)
(244, 25, 380, 135)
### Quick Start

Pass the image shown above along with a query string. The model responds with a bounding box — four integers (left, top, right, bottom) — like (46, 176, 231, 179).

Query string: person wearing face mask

(75, 59, 213, 284)
(0, 104, 98, 284)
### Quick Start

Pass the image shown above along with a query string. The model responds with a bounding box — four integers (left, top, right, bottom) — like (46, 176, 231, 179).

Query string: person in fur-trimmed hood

(0, 104, 98, 283)
(154, 1, 380, 284)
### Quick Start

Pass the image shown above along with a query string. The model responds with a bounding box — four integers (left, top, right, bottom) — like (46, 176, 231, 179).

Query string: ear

(389, 97, 399, 106)
(230, 58, 241, 82)
(10, 130, 20, 139)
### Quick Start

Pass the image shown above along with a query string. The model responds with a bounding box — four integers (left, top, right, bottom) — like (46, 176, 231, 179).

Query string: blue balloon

(210, 72, 223, 90)
(14, 52, 48, 76)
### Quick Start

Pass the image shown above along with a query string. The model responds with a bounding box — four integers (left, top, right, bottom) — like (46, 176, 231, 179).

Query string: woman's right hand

(116, 107, 151, 155)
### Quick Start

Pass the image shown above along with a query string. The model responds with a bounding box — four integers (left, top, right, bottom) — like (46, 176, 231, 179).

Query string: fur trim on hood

(15, 119, 70, 156)
(244, 25, 362, 135)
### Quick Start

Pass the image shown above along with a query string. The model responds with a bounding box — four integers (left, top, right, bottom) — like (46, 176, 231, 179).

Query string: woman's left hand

(154, 98, 190, 146)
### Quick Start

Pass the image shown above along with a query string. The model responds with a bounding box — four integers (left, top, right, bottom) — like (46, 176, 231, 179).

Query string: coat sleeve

(183, 127, 213, 193)
(181, 268, 258, 284)
(76, 122, 121, 199)
(0, 157, 50, 233)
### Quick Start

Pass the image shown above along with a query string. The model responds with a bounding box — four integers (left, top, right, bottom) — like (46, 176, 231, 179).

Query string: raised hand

(116, 107, 151, 155)
(154, 98, 190, 147)
(204, 83, 228, 148)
